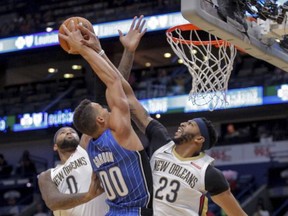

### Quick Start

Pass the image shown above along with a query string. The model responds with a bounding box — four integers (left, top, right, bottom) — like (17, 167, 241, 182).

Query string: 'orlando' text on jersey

(87, 129, 153, 216)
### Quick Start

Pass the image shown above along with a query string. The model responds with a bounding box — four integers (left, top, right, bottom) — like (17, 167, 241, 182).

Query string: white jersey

(150, 141, 214, 216)
(51, 146, 108, 216)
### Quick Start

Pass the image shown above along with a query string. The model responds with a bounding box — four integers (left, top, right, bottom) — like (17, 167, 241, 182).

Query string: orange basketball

(58, 17, 94, 54)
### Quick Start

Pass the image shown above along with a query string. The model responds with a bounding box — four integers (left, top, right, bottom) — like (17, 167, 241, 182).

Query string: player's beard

(173, 133, 195, 145)
(58, 138, 78, 151)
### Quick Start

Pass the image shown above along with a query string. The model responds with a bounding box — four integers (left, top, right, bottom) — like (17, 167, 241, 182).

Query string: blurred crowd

(0, 150, 44, 216)
(0, 0, 179, 38)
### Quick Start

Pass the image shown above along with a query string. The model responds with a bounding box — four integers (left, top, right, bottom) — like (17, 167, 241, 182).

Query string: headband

(193, 118, 210, 150)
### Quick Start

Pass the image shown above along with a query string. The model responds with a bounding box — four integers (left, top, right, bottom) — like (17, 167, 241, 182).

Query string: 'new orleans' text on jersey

(153, 159, 199, 188)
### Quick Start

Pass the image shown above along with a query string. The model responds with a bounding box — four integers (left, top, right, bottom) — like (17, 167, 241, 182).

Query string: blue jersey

(87, 129, 153, 216)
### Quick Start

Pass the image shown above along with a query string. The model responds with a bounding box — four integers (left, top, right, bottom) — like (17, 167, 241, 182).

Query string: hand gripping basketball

(58, 17, 94, 54)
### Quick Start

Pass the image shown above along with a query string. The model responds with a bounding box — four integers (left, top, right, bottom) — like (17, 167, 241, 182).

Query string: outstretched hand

(118, 15, 147, 52)
(78, 24, 103, 53)
(58, 20, 85, 54)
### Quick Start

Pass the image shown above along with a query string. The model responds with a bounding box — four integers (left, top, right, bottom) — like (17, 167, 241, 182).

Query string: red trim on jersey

(190, 161, 202, 169)
(198, 194, 205, 215)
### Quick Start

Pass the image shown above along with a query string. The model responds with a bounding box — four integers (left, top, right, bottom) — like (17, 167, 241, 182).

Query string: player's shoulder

(80, 134, 92, 149)
(153, 141, 175, 155)
(201, 152, 215, 163)
(147, 119, 168, 134)
(205, 165, 224, 178)
(94, 129, 113, 141)
(38, 169, 51, 177)
(205, 165, 229, 194)
(74, 146, 90, 162)
(38, 169, 52, 182)
(76, 145, 88, 155)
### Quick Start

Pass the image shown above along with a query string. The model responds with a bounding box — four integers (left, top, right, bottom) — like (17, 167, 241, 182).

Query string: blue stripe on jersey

(105, 207, 140, 216)
(87, 129, 151, 215)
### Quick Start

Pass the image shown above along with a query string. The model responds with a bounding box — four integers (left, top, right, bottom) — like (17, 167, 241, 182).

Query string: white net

(166, 24, 237, 111)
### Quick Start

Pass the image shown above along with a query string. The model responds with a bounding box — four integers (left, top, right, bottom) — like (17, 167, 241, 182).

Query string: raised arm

(206, 166, 248, 216)
(38, 170, 103, 210)
(121, 78, 153, 133)
(59, 21, 143, 150)
(115, 15, 152, 133)
(117, 16, 152, 133)
(77, 16, 152, 134)
(117, 15, 146, 79)
(79, 15, 146, 79)
(211, 189, 248, 216)
(59, 21, 127, 122)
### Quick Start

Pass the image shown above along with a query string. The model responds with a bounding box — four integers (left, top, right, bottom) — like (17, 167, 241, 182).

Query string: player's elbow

(41, 194, 64, 211)
(43, 198, 60, 211)
(46, 203, 57, 211)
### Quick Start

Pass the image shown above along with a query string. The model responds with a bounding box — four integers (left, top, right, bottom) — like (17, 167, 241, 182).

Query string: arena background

(0, 1, 287, 215)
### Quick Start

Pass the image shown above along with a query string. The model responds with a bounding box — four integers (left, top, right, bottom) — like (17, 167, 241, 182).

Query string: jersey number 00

(99, 166, 129, 200)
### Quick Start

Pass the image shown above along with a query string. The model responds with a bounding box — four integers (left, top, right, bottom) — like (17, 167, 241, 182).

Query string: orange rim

(246, 16, 257, 22)
(166, 23, 229, 46)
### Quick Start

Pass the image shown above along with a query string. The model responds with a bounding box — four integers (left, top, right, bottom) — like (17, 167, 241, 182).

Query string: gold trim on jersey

(172, 146, 206, 161)
(201, 196, 209, 216)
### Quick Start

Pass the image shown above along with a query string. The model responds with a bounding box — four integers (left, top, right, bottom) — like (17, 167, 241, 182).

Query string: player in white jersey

(57, 13, 246, 215)
(39, 15, 147, 216)
(98, 57, 248, 215)
(151, 141, 214, 215)
(142, 117, 248, 216)
(38, 127, 108, 216)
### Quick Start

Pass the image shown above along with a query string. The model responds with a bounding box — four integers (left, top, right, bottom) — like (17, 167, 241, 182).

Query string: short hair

(53, 127, 76, 144)
(201, 117, 218, 150)
(73, 99, 98, 136)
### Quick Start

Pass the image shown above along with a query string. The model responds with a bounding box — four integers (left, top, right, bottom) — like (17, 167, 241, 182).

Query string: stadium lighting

(145, 62, 151, 67)
(72, 65, 82, 70)
(63, 73, 74, 78)
(46, 27, 53, 32)
(164, 52, 172, 58)
(48, 68, 57, 73)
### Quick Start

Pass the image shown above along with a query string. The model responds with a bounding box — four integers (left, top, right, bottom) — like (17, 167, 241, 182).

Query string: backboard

(181, 0, 288, 72)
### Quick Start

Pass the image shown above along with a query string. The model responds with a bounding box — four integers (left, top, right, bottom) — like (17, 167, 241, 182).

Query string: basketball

(58, 16, 94, 54)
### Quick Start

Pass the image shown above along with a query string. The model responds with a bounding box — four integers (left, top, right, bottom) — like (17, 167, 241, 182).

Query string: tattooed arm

(38, 170, 103, 210)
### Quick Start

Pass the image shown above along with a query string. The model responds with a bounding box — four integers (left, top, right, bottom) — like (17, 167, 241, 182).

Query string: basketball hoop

(166, 24, 237, 111)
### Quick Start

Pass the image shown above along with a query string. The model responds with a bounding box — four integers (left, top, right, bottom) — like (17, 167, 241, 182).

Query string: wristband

(98, 50, 105, 56)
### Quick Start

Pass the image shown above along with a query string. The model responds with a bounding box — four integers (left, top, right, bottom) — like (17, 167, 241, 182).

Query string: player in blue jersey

(59, 16, 153, 216)
(60, 14, 247, 215)
(73, 16, 247, 216)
